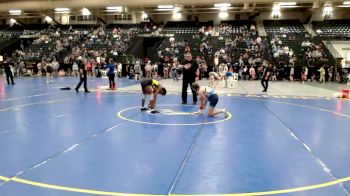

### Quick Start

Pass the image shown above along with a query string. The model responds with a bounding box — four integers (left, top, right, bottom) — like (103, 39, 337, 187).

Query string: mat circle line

(117, 105, 232, 126)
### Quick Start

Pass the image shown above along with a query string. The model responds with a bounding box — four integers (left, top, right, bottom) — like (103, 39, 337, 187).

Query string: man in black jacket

(75, 59, 90, 93)
(3, 58, 15, 85)
(181, 53, 199, 104)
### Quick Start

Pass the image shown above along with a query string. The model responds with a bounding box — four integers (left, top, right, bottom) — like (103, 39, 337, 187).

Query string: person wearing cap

(75, 59, 90, 93)
(191, 82, 228, 117)
(140, 78, 166, 113)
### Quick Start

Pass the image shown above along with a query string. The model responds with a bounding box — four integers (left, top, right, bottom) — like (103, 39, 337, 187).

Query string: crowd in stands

(302, 40, 329, 66)
(154, 25, 213, 79)
(11, 25, 92, 64)
(59, 23, 158, 75)
(219, 23, 257, 37)
(213, 23, 269, 81)
(1, 21, 350, 84)
(270, 35, 297, 66)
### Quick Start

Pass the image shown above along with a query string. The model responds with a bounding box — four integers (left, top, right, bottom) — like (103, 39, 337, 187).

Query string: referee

(181, 52, 199, 104)
(4, 58, 15, 85)
(75, 59, 90, 93)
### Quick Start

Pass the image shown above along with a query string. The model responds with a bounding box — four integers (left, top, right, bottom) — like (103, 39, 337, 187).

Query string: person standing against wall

(181, 52, 199, 104)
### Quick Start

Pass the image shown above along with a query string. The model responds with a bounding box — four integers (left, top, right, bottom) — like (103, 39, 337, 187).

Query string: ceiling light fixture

(82, 7, 91, 15)
(214, 3, 231, 7)
(54, 8, 70, 12)
(278, 2, 297, 6)
(106, 6, 122, 10)
(158, 5, 174, 9)
(9, 9, 21, 15)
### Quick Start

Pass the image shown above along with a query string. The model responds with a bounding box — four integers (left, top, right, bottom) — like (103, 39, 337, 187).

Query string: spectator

(319, 65, 326, 83)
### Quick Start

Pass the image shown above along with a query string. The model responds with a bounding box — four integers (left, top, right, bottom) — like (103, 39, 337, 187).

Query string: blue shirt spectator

(107, 63, 115, 75)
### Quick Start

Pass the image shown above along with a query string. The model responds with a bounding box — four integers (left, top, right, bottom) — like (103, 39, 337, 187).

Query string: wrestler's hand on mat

(150, 110, 160, 114)
(148, 100, 156, 109)
(192, 110, 204, 115)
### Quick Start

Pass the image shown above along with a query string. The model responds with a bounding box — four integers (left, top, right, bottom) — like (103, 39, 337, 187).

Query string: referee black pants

(6, 72, 14, 85)
(261, 78, 269, 91)
(182, 79, 197, 104)
(76, 76, 88, 91)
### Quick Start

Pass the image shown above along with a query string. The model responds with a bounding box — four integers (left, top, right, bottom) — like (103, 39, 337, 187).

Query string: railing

(324, 40, 343, 58)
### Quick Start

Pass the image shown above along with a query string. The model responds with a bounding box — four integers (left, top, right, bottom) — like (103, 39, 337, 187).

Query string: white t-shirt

(214, 57, 219, 66)
(52, 61, 59, 70)
(72, 63, 79, 71)
(134, 64, 141, 74)
(290, 67, 294, 75)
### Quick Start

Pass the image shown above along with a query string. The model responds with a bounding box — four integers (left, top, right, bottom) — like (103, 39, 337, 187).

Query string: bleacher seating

(0, 19, 342, 79)
(264, 20, 307, 35)
(22, 25, 94, 62)
(106, 23, 157, 34)
(82, 23, 156, 57)
(264, 20, 333, 69)
(216, 21, 262, 66)
(219, 20, 256, 36)
(312, 20, 350, 39)
(157, 21, 214, 62)
(264, 20, 308, 66)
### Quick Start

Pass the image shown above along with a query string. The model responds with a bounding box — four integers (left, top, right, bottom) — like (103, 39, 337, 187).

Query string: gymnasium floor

(0, 77, 350, 196)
